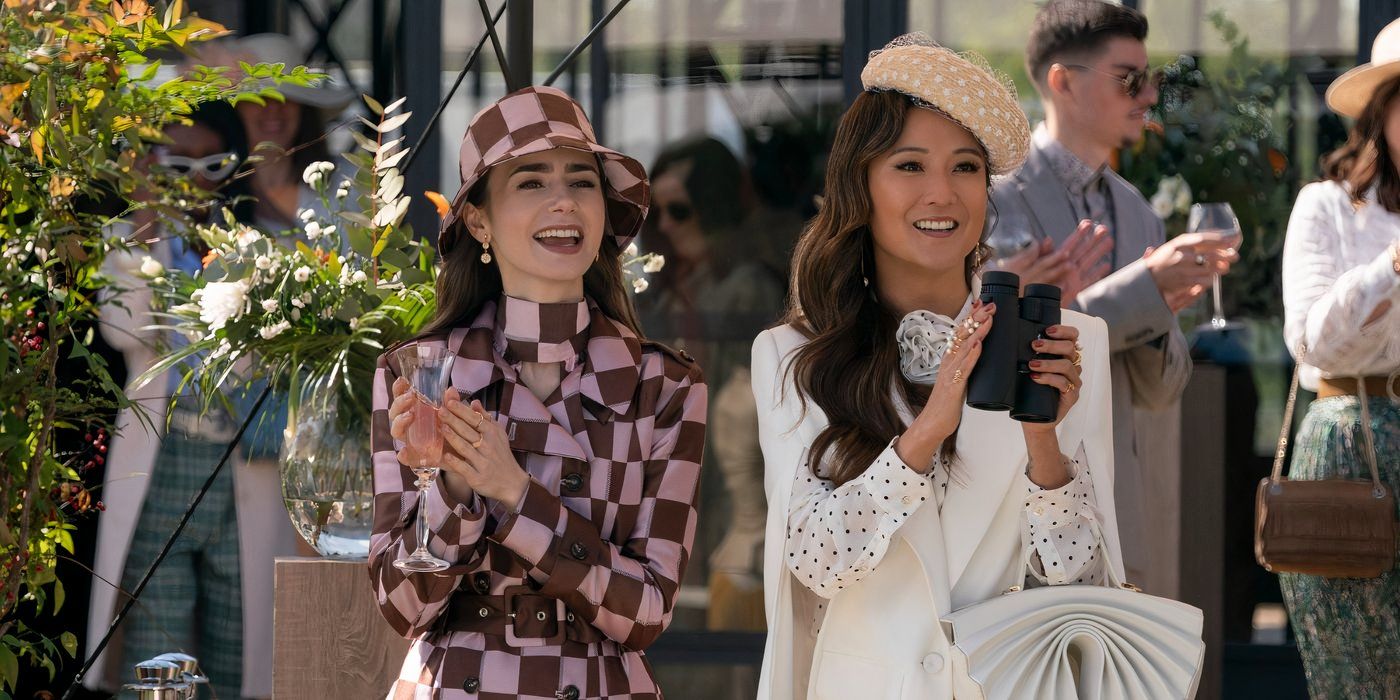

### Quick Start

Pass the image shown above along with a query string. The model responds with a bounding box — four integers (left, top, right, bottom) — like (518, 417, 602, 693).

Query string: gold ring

(1071, 349, 1083, 367)
(469, 411, 484, 429)
(470, 437, 483, 449)
(964, 318, 981, 333)
(951, 369, 963, 384)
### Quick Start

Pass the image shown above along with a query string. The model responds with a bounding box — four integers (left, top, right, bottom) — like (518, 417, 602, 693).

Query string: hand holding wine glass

(388, 344, 456, 574)
(1187, 202, 1243, 330)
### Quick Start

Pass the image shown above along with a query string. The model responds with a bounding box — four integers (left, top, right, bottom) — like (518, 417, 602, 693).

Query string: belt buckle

(502, 585, 567, 647)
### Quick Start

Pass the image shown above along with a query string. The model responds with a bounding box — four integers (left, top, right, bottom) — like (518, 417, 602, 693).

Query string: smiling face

(237, 98, 302, 151)
(463, 148, 607, 302)
(866, 107, 988, 291)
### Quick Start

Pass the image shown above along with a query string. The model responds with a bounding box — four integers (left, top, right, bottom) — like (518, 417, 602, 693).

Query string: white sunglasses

(156, 151, 240, 181)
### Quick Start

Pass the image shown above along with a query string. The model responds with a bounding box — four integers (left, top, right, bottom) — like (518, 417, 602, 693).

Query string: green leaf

(350, 130, 379, 154)
(59, 632, 77, 658)
(339, 211, 372, 227)
(347, 225, 373, 257)
(0, 646, 16, 691)
(53, 578, 64, 613)
(362, 94, 384, 116)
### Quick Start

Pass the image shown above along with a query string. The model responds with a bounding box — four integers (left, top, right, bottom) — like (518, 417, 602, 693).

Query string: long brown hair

(784, 90, 990, 487)
(1322, 75, 1400, 212)
(421, 173, 645, 338)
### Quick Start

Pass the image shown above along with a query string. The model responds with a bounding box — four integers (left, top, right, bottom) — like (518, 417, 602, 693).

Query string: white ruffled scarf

(894, 281, 978, 386)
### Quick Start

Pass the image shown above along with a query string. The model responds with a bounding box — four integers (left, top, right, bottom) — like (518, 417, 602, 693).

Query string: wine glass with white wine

(391, 344, 456, 573)
(1187, 202, 1243, 331)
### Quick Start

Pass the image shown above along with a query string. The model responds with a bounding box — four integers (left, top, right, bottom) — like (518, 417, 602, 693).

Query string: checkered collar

(452, 296, 643, 417)
(494, 295, 592, 369)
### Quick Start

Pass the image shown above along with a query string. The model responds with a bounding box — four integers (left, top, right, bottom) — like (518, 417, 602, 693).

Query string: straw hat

(1327, 18, 1400, 119)
(438, 86, 650, 257)
(861, 33, 1029, 175)
(234, 33, 355, 112)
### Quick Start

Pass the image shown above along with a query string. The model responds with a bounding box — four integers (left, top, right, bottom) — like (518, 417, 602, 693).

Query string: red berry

(96, 444, 106, 453)
(25, 308, 34, 318)
(84, 433, 93, 442)
(83, 461, 95, 471)
(34, 565, 42, 572)
(96, 501, 106, 511)
(93, 455, 103, 465)
(35, 322, 44, 331)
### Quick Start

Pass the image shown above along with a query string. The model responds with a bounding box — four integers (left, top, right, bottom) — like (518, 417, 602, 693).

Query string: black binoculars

(965, 271, 1062, 423)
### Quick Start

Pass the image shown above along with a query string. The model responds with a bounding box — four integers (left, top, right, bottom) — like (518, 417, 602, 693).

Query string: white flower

(139, 256, 164, 277)
(320, 307, 334, 319)
(290, 308, 302, 321)
(254, 255, 273, 270)
(300, 291, 313, 304)
(1150, 190, 1175, 220)
(642, 254, 665, 274)
(301, 161, 335, 187)
(1173, 182, 1192, 214)
(349, 317, 360, 330)
(624, 242, 639, 258)
(298, 208, 316, 222)
(293, 266, 312, 283)
(259, 320, 291, 339)
(153, 276, 166, 286)
(197, 280, 251, 332)
(235, 228, 263, 247)
(632, 277, 649, 293)
(291, 297, 305, 309)
(335, 181, 350, 200)
(304, 221, 323, 240)
(261, 299, 279, 313)
(350, 270, 368, 284)
(321, 225, 337, 238)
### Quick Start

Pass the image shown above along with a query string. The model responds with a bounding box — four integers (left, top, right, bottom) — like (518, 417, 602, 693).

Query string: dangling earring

(480, 233, 492, 264)
(860, 249, 870, 288)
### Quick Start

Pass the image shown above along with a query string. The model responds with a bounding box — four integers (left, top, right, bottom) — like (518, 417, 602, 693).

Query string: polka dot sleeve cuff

(1020, 443, 1106, 586)
(784, 439, 934, 599)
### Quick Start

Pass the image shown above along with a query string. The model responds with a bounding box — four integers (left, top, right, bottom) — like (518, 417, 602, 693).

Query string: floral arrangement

(1149, 174, 1193, 222)
(139, 96, 435, 434)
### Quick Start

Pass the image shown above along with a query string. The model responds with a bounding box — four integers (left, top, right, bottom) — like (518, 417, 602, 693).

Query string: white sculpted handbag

(940, 517, 1206, 700)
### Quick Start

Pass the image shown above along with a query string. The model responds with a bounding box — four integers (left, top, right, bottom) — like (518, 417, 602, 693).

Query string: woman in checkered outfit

(369, 86, 707, 700)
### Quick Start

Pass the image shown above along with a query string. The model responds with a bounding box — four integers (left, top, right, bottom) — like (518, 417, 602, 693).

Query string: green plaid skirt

(118, 432, 242, 699)
(1279, 395, 1400, 700)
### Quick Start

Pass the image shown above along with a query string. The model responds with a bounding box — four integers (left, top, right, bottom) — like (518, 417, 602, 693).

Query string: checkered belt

(441, 585, 603, 645)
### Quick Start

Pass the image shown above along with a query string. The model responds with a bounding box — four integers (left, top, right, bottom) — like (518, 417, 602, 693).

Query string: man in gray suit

(990, 0, 1237, 591)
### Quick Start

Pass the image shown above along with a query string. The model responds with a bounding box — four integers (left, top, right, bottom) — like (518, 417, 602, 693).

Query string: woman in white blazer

(753, 35, 1123, 699)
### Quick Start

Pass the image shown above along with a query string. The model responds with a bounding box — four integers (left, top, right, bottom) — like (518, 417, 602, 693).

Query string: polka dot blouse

(784, 439, 1105, 598)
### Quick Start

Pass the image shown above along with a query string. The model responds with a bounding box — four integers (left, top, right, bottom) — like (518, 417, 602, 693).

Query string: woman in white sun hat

(1279, 17, 1400, 698)
(753, 34, 1121, 699)
(231, 33, 354, 230)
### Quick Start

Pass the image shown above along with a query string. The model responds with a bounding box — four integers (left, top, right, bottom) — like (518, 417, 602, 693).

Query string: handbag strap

(1271, 344, 1385, 498)
(1011, 511, 1136, 593)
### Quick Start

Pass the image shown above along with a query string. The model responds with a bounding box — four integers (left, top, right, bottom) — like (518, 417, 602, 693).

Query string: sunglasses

(1063, 64, 1163, 98)
(660, 201, 694, 223)
(156, 151, 240, 182)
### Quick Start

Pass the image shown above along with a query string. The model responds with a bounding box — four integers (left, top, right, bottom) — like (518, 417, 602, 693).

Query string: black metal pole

(402, 1, 508, 177)
(507, 0, 534, 89)
(588, 0, 611, 142)
(543, 0, 633, 87)
(478, 0, 516, 91)
(63, 385, 273, 699)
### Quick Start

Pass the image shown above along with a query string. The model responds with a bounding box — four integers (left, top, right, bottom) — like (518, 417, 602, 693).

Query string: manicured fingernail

(1030, 372, 1042, 379)
(1033, 340, 1046, 349)
(1046, 325, 1059, 334)
(1030, 360, 1043, 369)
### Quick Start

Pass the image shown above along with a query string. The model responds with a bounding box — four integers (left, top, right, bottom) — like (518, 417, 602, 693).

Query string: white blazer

(752, 307, 1123, 700)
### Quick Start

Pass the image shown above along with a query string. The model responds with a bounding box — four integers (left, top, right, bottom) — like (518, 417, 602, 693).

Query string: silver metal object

(126, 656, 201, 700)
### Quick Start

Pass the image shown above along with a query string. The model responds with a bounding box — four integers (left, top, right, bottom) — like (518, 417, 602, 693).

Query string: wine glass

(986, 206, 1038, 264)
(391, 344, 456, 574)
(1187, 202, 1243, 331)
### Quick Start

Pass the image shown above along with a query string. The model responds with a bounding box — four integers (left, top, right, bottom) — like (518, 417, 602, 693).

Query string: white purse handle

(1006, 511, 1138, 595)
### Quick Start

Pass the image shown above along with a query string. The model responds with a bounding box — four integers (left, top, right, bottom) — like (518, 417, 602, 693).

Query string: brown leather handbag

(1255, 352, 1396, 579)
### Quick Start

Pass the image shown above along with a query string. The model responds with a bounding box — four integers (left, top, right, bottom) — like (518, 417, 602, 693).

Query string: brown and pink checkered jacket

(369, 295, 706, 699)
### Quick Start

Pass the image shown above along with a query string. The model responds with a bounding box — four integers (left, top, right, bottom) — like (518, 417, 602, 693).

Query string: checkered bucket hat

(438, 86, 650, 256)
